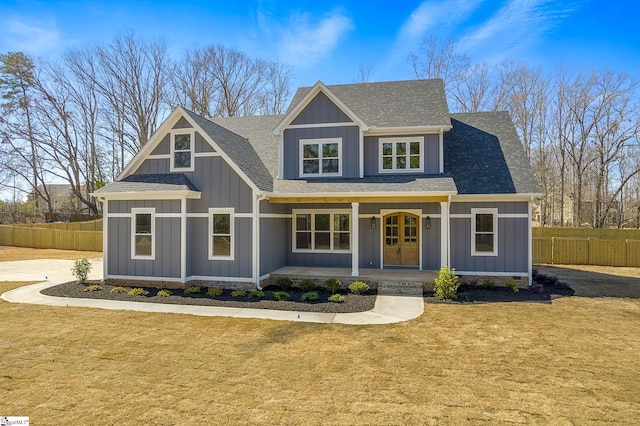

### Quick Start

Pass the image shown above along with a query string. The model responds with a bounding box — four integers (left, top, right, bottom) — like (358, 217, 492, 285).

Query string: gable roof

(445, 112, 541, 195)
(93, 173, 201, 199)
(282, 79, 451, 131)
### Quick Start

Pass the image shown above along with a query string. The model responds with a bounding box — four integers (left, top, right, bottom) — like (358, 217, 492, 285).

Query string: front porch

(267, 266, 438, 294)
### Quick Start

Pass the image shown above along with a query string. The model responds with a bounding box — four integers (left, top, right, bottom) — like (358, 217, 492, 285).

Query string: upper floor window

(379, 136, 424, 173)
(171, 130, 195, 171)
(299, 138, 342, 177)
(131, 208, 155, 260)
(471, 208, 498, 256)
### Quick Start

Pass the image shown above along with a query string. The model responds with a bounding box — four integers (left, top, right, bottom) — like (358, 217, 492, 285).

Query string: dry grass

(1, 279, 639, 424)
(0, 245, 101, 262)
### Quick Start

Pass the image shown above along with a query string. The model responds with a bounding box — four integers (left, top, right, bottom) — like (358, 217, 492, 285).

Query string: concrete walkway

(0, 259, 424, 324)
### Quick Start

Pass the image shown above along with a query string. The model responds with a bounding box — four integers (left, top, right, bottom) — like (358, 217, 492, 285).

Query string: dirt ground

(535, 264, 640, 298)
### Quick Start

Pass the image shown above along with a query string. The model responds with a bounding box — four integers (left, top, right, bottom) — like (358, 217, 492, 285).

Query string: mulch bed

(41, 282, 377, 313)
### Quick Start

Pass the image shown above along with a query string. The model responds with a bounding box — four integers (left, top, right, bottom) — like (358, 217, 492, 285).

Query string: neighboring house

(93, 79, 541, 288)
(28, 184, 84, 213)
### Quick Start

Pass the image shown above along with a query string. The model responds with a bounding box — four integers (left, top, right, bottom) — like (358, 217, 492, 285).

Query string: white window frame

(292, 209, 351, 253)
(170, 129, 195, 172)
(208, 208, 234, 260)
(471, 208, 498, 256)
(378, 136, 424, 173)
(131, 208, 155, 260)
(299, 138, 342, 177)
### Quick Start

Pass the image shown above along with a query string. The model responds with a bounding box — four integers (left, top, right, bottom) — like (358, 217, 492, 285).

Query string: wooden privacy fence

(533, 227, 640, 267)
(0, 219, 103, 252)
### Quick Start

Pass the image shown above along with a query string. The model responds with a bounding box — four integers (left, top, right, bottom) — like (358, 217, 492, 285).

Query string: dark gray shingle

(95, 174, 199, 195)
(273, 175, 457, 194)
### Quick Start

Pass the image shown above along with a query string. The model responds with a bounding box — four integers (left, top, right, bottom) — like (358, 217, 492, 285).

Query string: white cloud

(277, 11, 353, 68)
(398, 0, 485, 42)
(0, 17, 60, 54)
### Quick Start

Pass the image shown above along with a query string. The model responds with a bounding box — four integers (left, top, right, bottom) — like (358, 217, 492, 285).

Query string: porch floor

(269, 266, 437, 284)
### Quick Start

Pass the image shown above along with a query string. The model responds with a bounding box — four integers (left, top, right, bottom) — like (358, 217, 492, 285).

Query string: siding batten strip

(181, 197, 187, 283)
(103, 200, 109, 279)
(528, 200, 533, 285)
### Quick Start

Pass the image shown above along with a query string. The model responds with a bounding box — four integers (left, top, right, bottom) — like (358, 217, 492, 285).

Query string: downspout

(528, 196, 534, 286)
(254, 193, 267, 290)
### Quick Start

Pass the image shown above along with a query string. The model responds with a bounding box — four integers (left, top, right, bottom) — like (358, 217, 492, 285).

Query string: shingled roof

(444, 112, 541, 195)
(94, 173, 200, 197)
(287, 79, 451, 128)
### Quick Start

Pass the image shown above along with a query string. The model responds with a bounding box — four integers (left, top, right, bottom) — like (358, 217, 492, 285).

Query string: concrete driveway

(535, 265, 640, 298)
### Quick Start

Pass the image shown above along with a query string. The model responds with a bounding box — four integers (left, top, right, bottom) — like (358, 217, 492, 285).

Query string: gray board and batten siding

(291, 92, 353, 124)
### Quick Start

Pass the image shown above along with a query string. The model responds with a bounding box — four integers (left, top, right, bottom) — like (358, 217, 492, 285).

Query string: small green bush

(110, 286, 126, 294)
(348, 281, 369, 295)
(207, 287, 223, 297)
(273, 291, 290, 301)
(301, 291, 319, 303)
(276, 277, 293, 290)
(482, 279, 495, 290)
(249, 290, 265, 300)
(325, 278, 342, 294)
(71, 258, 92, 284)
(128, 287, 147, 296)
(505, 277, 519, 294)
(184, 286, 201, 294)
(157, 289, 172, 297)
(299, 278, 316, 292)
(231, 290, 246, 297)
(433, 266, 459, 300)
(83, 284, 102, 292)
(328, 294, 345, 303)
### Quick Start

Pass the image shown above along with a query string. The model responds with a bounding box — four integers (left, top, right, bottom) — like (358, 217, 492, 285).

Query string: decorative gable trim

(271, 81, 368, 135)
(118, 106, 261, 194)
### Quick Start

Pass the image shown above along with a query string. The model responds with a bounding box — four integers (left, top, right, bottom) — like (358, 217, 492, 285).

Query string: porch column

(440, 201, 450, 267)
(351, 202, 359, 277)
(180, 197, 187, 283)
(102, 198, 108, 280)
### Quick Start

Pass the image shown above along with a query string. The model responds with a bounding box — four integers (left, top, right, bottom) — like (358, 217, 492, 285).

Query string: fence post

(551, 237, 555, 265)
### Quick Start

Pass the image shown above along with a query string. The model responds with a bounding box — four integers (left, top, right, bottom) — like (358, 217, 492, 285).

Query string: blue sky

(0, 0, 638, 89)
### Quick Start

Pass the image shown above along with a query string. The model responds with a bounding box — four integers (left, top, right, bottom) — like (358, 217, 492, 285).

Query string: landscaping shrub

(433, 266, 459, 300)
(231, 290, 246, 297)
(207, 287, 223, 297)
(505, 277, 519, 294)
(348, 281, 369, 295)
(128, 288, 147, 296)
(184, 286, 201, 294)
(83, 284, 102, 292)
(325, 278, 342, 294)
(249, 290, 265, 300)
(276, 277, 293, 290)
(300, 291, 318, 302)
(71, 258, 92, 284)
(299, 278, 316, 292)
(273, 291, 290, 301)
(110, 286, 126, 294)
(328, 294, 345, 303)
(482, 279, 495, 290)
(157, 289, 172, 297)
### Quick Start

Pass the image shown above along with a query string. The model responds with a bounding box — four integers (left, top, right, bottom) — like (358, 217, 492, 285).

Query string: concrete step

(378, 281, 424, 295)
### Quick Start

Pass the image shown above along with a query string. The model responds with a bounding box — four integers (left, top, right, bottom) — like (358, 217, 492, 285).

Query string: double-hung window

(379, 137, 424, 173)
(300, 138, 342, 177)
(293, 211, 350, 252)
(471, 208, 498, 256)
(131, 208, 155, 260)
(209, 208, 234, 260)
(171, 130, 195, 171)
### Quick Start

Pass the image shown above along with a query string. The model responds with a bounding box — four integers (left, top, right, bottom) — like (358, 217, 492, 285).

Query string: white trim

(421, 213, 441, 219)
(454, 271, 528, 278)
(299, 138, 342, 177)
(109, 213, 131, 218)
(253, 195, 264, 287)
(105, 274, 255, 283)
(106, 212, 182, 219)
(452, 194, 542, 202)
(170, 129, 196, 172)
(208, 208, 235, 261)
(131, 208, 155, 260)
(438, 129, 444, 174)
(278, 134, 284, 179)
(266, 190, 457, 200)
(528, 200, 533, 286)
(378, 136, 425, 174)
(94, 191, 201, 201)
(351, 202, 359, 277)
(440, 202, 449, 267)
(364, 125, 451, 136)
(291, 209, 352, 253)
(450, 214, 471, 219)
(194, 152, 220, 158)
(103, 200, 108, 281)
(260, 213, 292, 219)
(148, 154, 171, 159)
(185, 212, 252, 218)
(187, 275, 255, 283)
(471, 208, 498, 257)
(286, 122, 357, 129)
(449, 213, 529, 219)
(180, 198, 187, 283)
(359, 130, 364, 178)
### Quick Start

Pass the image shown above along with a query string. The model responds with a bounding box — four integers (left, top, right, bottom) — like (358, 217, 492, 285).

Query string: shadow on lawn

(534, 265, 640, 299)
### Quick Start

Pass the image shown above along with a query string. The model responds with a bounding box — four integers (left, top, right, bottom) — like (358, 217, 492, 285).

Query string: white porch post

(440, 201, 450, 267)
(180, 197, 187, 283)
(102, 198, 108, 280)
(528, 199, 533, 286)
(351, 202, 359, 277)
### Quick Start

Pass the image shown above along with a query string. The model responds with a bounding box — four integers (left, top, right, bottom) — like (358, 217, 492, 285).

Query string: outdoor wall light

(370, 216, 376, 229)
(425, 216, 431, 229)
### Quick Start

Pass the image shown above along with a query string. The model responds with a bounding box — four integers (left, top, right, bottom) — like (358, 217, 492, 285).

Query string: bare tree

(409, 36, 470, 97)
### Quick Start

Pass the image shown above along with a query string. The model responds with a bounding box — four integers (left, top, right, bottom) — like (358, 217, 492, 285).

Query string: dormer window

(299, 138, 342, 177)
(171, 130, 195, 171)
(379, 136, 424, 173)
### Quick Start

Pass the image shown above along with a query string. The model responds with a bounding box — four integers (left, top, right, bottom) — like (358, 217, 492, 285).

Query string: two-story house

(93, 79, 541, 289)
